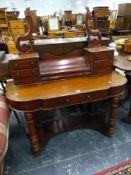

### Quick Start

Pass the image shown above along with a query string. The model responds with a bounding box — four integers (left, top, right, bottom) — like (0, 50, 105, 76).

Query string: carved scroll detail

(85, 7, 101, 47)
(16, 8, 34, 53)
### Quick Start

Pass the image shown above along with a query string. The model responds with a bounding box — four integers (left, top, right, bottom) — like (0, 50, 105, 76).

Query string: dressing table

(5, 8, 127, 154)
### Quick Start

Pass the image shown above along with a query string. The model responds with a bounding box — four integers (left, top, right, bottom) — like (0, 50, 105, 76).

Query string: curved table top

(6, 71, 127, 102)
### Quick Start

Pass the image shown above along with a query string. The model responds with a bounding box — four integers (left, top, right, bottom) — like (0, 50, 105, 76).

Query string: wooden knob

(65, 98, 70, 103)
(32, 70, 36, 73)
(30, 61, 34, 65)
(16, 72, 20, 77)
(86, 94, 91, 99)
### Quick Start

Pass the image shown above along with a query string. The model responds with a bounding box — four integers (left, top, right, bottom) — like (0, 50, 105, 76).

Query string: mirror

(76, 14, 83, 25)
(48, 17, 60, 31)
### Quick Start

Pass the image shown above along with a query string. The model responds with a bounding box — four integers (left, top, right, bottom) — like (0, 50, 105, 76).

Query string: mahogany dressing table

(6, 71, 127, 154)
(5, 8, 127, 154)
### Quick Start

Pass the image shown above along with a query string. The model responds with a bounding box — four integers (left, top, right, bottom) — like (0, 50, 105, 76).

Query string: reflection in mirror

(76, 14, 83, 25)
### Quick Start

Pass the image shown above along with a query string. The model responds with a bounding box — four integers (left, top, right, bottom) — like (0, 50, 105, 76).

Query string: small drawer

(93, 67, 113, 75)
(9, 21, 25, 29)
(48, 32, 63, 38)
(94, 51, 114, 60)
(12, 68, 40, 78)
(11, 28, 25, 35)
(7, 45, 17, 53)
(64, 32, 76, 38)
(10, 59, 39, 70)
(14, 76, 40, 86)
(94, 59, 113, 68)
(76, 31, 85, 36)
(0, 13, 5, 18)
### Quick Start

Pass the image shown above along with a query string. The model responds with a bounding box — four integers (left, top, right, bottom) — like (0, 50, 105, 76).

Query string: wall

(0, 0, 131, 18)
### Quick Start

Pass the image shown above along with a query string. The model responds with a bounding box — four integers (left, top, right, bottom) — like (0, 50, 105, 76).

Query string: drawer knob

(65, 98, 70, 103)
(30, 62, 34, 65)
(32, 70, 36, 73)
(16, 72, 20, 77)
(85, 94, 91, 99)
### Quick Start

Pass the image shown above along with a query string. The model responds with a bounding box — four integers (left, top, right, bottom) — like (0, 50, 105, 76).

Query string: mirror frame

(48, 17, 60, 31)
(76, 14, 83, 26)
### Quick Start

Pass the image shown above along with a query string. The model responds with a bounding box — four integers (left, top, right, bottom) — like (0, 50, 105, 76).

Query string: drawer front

(14, 76, 40, 86)
(93, 67, 112, 75)
(94, 59, 113, 68)
(43, 90, 108, 109)
(12, 68, 40, 78)
(7, 44, 17, 53)
(8, 47, 17, 53)
(94, 51, 114, 60)
(48, 33, 63, 38)
(9, 21, 24, 29)
(64, 31, 84, 38)
(64, 32, 77, 38)
(11, 28, 25, 35)
(76, 31, 85, 37)
(10, 59, 39, 70)
(0, 13, 5, 18)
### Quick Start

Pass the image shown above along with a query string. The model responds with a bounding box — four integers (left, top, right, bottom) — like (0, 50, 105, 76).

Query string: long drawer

(9, 21, 25, 29)
(43, 90, 108, 109)
(11, 28, 25, 35)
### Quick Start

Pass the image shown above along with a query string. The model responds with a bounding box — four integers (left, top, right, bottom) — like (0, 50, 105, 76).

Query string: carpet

(94, 160, 131, 175)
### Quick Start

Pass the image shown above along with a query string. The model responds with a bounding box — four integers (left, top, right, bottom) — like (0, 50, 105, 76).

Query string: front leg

(25, 112, 40, 154)
(108, 97, 118, 137)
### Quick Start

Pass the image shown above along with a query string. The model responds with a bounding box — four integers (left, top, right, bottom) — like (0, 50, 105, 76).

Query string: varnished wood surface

(33, 37, 110, 58)
(114, 53, 131, 71)
(7, 52, 39, 60)
(6, 71, 126, 102)
(5, 71, 127, 154)
(33, 37, 110, 46)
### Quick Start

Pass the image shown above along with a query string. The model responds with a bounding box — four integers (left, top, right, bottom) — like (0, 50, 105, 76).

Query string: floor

(3, 97, 131, 175)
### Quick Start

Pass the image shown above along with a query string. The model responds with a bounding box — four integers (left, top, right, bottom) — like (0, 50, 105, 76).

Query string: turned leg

(108, 97, 118, 137)
(25, 112, 40, 154)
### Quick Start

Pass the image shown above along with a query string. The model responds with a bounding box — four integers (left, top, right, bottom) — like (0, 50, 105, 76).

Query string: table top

(6, 71, 127, 102)
(114, 53, 131, 72)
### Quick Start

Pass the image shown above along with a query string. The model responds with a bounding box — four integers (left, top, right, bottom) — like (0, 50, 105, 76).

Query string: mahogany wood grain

(33, 37, 110, 57)
(9, 46, 114, 86)
(6, 71, 127, 154)
(6, 71, 126, 109)
(25, 112, 40, 154)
